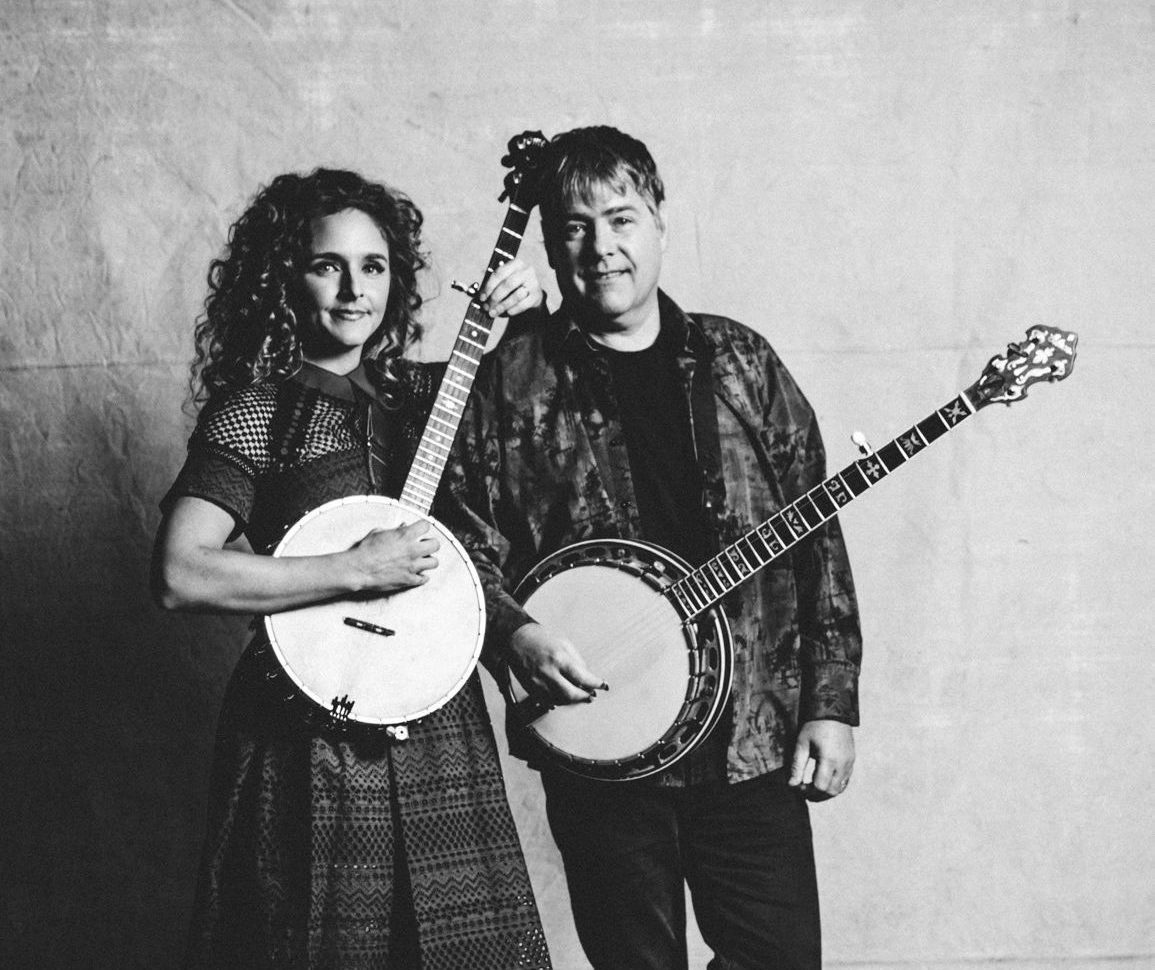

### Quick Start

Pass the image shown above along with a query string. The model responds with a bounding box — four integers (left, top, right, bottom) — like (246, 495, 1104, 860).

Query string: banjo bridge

(343, 616, 396, 638)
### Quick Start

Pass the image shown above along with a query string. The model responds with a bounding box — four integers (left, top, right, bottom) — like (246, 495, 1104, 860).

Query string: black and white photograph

(1, 2, 1150, 968)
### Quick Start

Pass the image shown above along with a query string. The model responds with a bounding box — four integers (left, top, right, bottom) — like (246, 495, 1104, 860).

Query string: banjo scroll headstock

(499, 130, 549, 209)
(967, 325, 1079, 410)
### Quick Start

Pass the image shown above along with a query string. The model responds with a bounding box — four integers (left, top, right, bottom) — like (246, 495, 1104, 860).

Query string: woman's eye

(364, 261, 388, 275)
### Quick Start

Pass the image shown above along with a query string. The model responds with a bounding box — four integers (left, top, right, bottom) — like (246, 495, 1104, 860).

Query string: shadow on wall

(0, 362, 247, 970)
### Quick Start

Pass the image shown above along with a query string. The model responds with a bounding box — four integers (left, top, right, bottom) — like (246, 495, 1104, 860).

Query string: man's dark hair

(538, 126, 665, 242)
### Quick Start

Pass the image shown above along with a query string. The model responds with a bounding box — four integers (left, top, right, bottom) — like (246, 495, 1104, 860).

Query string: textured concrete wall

(1, 1, 1152, 967)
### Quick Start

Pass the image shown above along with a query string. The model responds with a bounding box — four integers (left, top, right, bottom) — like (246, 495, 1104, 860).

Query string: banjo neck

(398, 199, 535, 516)
(664, 325, 1078, 621)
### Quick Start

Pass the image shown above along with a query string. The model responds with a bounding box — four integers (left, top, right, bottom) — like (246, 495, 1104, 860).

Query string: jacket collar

(547, 289, 713, 364)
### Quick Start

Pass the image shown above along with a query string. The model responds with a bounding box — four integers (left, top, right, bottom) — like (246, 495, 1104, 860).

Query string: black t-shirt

(604, 327, 726, 783)
(604, 328, 711, 566)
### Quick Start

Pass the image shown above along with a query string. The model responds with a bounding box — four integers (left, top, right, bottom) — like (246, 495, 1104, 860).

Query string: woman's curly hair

(189, 168, 427, 409)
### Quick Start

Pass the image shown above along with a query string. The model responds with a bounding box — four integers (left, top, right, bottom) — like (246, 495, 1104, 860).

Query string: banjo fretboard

(665, 391, 979, 619)
(399, 200, 534, 515)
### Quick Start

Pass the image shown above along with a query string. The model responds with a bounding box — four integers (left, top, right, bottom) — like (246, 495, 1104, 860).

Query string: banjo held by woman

(503, 327, 1078, 780)
(264, 133, 547, 731)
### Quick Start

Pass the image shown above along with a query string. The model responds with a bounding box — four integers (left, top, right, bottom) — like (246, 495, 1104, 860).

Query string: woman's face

(299, 208, 392, 372)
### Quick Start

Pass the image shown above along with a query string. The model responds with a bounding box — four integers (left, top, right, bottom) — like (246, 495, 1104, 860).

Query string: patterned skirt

(184, 640, 551, 970)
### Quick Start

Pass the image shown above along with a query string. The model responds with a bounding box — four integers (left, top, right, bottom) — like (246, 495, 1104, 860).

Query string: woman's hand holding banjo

(347, 520, 441, 593)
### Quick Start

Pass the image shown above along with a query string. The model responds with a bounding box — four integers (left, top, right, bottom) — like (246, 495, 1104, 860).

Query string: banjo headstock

(499, 130, 549, 208)
(968, 326, 1079, 409)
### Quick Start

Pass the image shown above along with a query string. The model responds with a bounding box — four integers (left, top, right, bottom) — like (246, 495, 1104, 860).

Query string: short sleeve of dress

(159, 385, 278, 539)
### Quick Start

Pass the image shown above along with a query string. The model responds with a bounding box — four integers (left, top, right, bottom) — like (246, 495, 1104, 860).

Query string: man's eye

(564, 223, 585, 239)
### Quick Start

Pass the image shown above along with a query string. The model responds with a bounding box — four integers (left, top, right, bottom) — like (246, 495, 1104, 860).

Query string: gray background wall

(1, 1, 1151, 967)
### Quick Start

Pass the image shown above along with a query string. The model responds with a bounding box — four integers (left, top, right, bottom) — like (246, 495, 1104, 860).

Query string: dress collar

(292, 360, 376, 402)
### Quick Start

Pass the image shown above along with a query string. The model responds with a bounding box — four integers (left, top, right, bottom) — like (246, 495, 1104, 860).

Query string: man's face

(547, 180, 667, 338)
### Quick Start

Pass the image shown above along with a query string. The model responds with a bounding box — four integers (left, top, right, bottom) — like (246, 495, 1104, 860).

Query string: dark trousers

(541, 768, 821, 970)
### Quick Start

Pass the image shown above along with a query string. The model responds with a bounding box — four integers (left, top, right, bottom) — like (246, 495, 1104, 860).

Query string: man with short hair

(445, 125, 863, 970)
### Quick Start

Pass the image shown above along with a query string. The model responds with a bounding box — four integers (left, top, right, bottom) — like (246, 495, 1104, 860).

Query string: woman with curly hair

(152, 168, 553, 969)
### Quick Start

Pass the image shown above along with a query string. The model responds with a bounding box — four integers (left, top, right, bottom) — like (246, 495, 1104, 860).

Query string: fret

(680, 577, 710, 613)
(780, 505, 806, 538)
(446, 365, 478, 385)
(445, 373, 473, 392)
(414, 449, 449, 471)
(401, 482, 436, 504)
(877, 440, 906, 472)
(809, 484, 839, 519)
(464, 300, 490, 317)
(496, 225, 526, 246)
(747, 526, 775, 562)
(674, 575, 702, 605)
(432, 406, 462, 426)
(769, 517, 796, 549)
(824, 474, 854, 507)
(407, 466, 443, 491)
(704, 555, 731, 587)
(458, 334, 486, 351)
(704, 560, 730, 598)
(422, 445, 451, 468)
(916, 411, 951, 444)
(427, 413, 458, 433)
(415, 431, 450, 450)
(755, 521, 785, 558)
(726, 546, 752, 579)
(795, 495, 824, 530)
(435, 391, 465, 408)
(734, 536, 761, 571)
(713, 553, 742, 586)
(453, 341, 483, 360)
(856, 455, 886, 484)
(494, 247, 516, 261)
(896, 426, 928, 458)
(839, 464, 872, 495)
(460, 323, 489, 342)
(409, 469, 443, 492)
(667, 582, 695, 617)
(452, 335, 484, 356)
(422, 427, 455, 448)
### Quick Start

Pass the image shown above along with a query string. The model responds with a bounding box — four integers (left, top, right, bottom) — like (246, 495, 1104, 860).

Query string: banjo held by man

(502, 326, 1077, 780)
